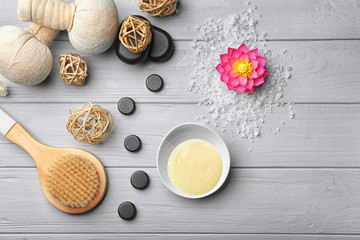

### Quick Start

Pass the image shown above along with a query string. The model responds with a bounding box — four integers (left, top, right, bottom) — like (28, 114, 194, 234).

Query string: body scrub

(168, 139, 222, 195)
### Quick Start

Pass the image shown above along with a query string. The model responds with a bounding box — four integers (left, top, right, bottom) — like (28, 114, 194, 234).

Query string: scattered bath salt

(289, 112, 295, 119)
(0, 78, 8, 96)
(189, 5, 294, 141)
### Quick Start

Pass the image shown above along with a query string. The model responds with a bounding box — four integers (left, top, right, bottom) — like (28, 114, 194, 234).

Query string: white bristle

(0, 109, 17, 136)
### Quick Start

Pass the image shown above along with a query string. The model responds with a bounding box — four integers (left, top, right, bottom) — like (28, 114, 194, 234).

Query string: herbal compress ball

(0, 24, 57, 85)
(17, 0, 119, 54)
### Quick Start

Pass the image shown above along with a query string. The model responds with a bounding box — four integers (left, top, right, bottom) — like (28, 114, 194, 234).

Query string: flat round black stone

(131, 170, 150, 189)
(148, 26, 174, 63)
(118, 201, 136, 220)
(124, 135, 142, 152)
(146, 74, 164, 92)
(118, 97, 136, 115)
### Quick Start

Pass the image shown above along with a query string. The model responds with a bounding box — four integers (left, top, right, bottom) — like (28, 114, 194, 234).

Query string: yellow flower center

(233, 59, 253, 78)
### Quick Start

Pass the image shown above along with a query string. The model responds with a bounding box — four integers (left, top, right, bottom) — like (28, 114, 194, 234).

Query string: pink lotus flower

(215, 43, 269, 94)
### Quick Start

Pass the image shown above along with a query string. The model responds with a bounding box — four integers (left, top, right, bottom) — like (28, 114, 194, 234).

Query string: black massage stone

(118, 201, 136, 220)
(118, 97, 136, 115)
(130, 170, 150, 189)
(124, 135, 142, 152)
(149, 26, 174, 62)
(146, 74, 164, 92)
(115, 15, 153, 65)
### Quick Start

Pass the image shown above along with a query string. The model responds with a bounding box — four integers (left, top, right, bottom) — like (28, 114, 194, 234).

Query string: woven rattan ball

(119, 16, 152, 53)
(59, 53, 88, 85)
(66, 103, 114, 144)
(138, 0, 178, 17)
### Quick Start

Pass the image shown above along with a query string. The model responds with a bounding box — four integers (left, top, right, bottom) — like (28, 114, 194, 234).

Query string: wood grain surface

(0, 0, 359, 239)
(1, 168, 360, 234)
(1, 0, 360, 41)
(0, 103, 359, 168)
(3, 234, 360, 240)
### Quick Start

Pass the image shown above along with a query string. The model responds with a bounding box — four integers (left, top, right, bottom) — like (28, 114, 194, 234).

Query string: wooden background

(1, 0, 360, 239)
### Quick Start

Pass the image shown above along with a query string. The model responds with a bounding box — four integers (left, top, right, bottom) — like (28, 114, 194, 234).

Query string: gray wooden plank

(1, 40, 360, 103)
(1, 234, 360, 240)
(1, 0, 360, 41)
(1, 168, 360, 234)
(0, 103, 359, 168)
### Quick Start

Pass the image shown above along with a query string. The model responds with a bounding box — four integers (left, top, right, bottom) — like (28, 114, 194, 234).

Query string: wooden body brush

(0, 109, 107, 214)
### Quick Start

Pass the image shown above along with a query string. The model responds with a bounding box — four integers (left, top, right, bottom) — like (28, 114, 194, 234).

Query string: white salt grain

(189, 5, 294, 141)
(0, 79, 8, 96)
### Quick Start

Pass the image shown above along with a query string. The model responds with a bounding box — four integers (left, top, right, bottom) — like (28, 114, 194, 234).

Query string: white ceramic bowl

(157, 123, 230, 199)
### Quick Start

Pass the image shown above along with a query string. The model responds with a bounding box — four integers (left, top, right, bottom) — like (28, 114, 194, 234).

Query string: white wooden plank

(0, 103, 359, 168)
(1, 40, 360, 103)
(1, 234, 360, 240)
(1, 0, 360, 40)
(1, 168, 360, 233)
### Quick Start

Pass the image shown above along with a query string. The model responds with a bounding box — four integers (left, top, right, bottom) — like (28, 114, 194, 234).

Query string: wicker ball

(66, 103, 114, 144)
(59, 53, 88, 85)
(139, 0, 178, 17)
(119, 16, 152, 53)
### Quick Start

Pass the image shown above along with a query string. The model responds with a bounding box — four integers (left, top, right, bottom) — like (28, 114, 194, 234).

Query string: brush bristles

(45, 154, 100, 208)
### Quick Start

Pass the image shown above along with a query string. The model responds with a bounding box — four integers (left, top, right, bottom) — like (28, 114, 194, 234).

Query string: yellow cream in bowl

(167, 139, 223, 195)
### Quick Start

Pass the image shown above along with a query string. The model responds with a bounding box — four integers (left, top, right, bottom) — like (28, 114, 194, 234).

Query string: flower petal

(230, 77, 240, 87)
(263, 69, 270, 78)
(239, 76, 247, 86)
(223, 62, 232, 72)
(228, 57, 238, 65)
(257, 56, 267, 68)
(220, 54, 230, 63)
(221, 74, 230, 83)
(245, 78, 254, 89)
(250, 70, 258, 78)
(227, 83, 236, 90)
(250, 59, 258, 69)
(239, 53, 249, 61)
(227, 47, 235, 55)
(235, 85, 246, 93)
(254, 77, 264, 86)
(238, 43, 249, 53)
(256, 66, 265, 76)
(231, 49, 241, 59)
(215, 63, 224, 74)
(229, 70, 237, 78)
(245, 87, 255, 94)
(247, 49, 258, 60)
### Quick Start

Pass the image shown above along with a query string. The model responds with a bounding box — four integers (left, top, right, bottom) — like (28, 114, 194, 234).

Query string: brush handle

(0, 109, 45, 158)
(0, 109, 17, 136)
